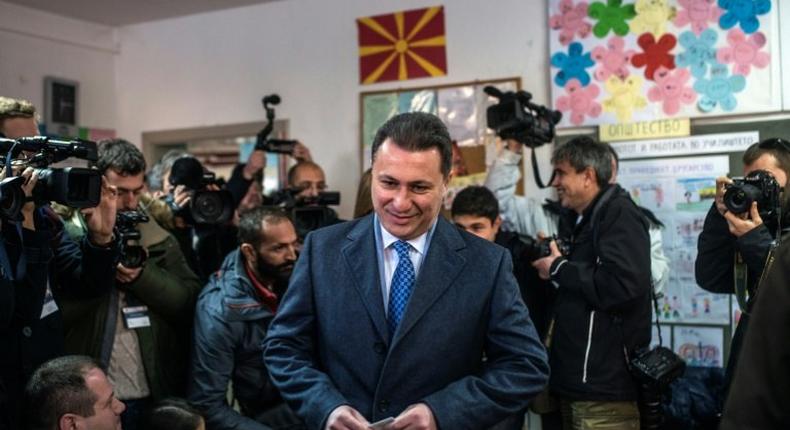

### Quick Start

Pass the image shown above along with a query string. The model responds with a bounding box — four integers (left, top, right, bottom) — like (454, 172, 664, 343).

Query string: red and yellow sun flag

(357, 6, 447, 85)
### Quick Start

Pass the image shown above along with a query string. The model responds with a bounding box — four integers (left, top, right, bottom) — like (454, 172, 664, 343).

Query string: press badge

(40, 285, 59, 319)
(122, 306, 151, 329)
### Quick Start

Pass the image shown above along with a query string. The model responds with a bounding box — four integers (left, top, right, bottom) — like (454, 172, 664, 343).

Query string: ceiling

(6, 0, 284, 26)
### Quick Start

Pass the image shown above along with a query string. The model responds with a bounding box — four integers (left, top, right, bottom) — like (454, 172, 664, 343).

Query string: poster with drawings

(618, 155, 731, 324)
(674, 326, 724, 368)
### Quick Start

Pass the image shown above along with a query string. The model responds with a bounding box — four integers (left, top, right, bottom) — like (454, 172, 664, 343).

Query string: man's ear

(493, 215, 502, 233)
(58, 413, 78, 430)
(240, 243, 256, 265)
(584, 166, 598, 186)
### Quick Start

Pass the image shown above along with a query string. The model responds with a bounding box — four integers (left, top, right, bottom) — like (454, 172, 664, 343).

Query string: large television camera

(0, 136, 102, 220)
(165, 157, 234, 225)
(269, 187, 340, 237)
(484, 87, 563, 188)
(255, 94, 298, 155)
(115, 210, 149, 268)
(723, 169, 781, 221)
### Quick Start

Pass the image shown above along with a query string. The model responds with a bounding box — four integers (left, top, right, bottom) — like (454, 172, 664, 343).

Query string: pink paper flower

(556, 79, 602, 125)
(674, 0, 722, 35)
(717, 28, 770, 76)
(647, 67, 696, 115)
(592, 36, 636, 81)
(550, 0, 592, 45)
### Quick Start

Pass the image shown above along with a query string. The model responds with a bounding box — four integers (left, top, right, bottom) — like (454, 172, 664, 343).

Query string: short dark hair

(451, 186, 499, 222)
(371, 112, 452, 177)
(743, 138, 790, 176)
(287, 160, 323, 186)
(96, 138, 147, 176)
(25, 355, 100, 430)
(237, 206, 292, 248)
(552, 136, 612, 188)
(142, 398, 203, 430)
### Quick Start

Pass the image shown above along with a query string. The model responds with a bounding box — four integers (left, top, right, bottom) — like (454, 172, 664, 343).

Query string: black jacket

(547, 184, 652, 401)
(0, 208, 118, 430)
(720, 237, 790, 429)
(189, 249, 301, 430)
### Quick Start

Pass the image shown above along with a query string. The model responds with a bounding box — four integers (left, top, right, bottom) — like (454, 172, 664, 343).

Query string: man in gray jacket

(189, 207, 303, 430)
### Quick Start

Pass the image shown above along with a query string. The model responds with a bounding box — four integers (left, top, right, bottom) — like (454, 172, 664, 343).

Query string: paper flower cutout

(718, 0, 771, 34)
(717, 28, 769, 75)
(603, 75, 647, 122)
(631, 33, 676, 80)
(550, 0, 593, 45)
(694, 64, 746, 112)
(676, 29, 718, 78)
(556, 79, 602, 125)
(551, 42, 595, 86)
(592, 36, 635, 81)
(630, 0, 676, 37)
(674, 0, 723, 35)
(589, 0, 636, 38)
(648, 67, 697, 115)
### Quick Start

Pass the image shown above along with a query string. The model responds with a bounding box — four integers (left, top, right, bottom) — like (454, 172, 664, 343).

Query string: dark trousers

(120, 397, 152, 430)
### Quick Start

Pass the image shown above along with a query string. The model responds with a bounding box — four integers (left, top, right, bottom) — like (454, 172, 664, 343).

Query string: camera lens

(723, 184, 761, 214)
(193, 191, 222, 223)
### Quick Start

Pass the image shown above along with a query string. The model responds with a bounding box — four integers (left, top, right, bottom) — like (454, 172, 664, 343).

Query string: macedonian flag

(357, 6, 447, 85)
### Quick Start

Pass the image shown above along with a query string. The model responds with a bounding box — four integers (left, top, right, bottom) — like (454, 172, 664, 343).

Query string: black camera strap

(530, 147, 556, 189)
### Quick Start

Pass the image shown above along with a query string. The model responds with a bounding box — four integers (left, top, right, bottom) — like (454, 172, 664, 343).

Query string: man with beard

(189, 207, 304, 430)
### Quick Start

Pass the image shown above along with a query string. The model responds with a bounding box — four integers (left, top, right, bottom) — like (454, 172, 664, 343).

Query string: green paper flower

(589, 0, 637, 38)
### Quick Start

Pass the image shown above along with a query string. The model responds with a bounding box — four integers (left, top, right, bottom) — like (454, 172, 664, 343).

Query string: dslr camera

(166, 157, 233, 225)
(0, 136, 101, 220)
(520, 234, 572, 262)
(115, 210, 149, 268)
(255, 94, 298, 155)
(269, 188, 340, 237)
(723, 169, 781, 220)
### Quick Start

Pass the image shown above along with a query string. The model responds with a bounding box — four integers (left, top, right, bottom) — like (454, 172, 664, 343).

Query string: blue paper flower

(551, 42, 595, 87)
(676, 29, 718, 78)
(718, 0, 771, 34)
(694, 64, 746, 112)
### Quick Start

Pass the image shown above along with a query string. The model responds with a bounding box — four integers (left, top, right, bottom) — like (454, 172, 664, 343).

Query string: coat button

(373, 342, 386, 355)
(22, 326, 32, 337)
(378, 400, 389, 412)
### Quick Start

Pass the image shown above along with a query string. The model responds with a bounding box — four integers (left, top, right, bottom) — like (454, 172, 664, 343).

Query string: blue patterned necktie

(387, 240, 416, 338)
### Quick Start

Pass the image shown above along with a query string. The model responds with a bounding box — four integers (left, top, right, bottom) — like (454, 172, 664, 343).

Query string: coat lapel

(391, 218, 466, 347)
(341, 216, 389, 342)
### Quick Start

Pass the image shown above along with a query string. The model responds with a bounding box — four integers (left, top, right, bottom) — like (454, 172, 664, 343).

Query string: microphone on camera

(262, 94, 281, 106)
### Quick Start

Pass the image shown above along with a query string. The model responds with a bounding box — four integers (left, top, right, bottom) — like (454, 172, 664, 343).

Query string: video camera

(723, 169, 781, 221)
(0, 136, 102, 220)
(269, 187, 340, 237)
(115, 210, 148, 268)
(256, 94, 298, 155)
(165, 156, 233, 225)
(484, 87, 563, 188)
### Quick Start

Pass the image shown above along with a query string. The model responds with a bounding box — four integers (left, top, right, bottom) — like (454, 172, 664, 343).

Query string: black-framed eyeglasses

(758, 138, 790, 153)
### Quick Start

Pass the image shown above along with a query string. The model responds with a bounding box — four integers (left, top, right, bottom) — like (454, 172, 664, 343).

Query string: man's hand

(325, 405, 369, 430)
(724, 201, 763, 238)
(715, 176, 733, 215)
(83, 177, 118, 246)
(18, 167, 38, 230)
(532, 240, 562, 280)
(293, 141, 313, 162)
(172, 185, 192, 209)
(387, 404, 437, 430)
(505, 138, 522, 155)
(243, 149, 267, 180)
(116, 263, 143, 284)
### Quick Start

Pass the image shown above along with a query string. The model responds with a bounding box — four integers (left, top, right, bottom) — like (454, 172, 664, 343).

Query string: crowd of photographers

(1, 87, 789, 430)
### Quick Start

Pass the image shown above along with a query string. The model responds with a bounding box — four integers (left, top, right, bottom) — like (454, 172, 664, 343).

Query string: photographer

(531, 137, 652, 428)
(54, 139, 202, 430)
(271, 157, 342, 238)
(695, 138, 790, 399)
(0, 96, 119, 430)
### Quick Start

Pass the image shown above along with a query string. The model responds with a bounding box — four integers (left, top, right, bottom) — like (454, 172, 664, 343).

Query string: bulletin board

(359, 77, 521, 173)
(547, 0, 781, 128)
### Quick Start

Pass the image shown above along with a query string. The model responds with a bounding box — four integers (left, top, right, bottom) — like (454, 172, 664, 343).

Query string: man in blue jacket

(263, 112, 549, 430)
(190, 207, 303, 429)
